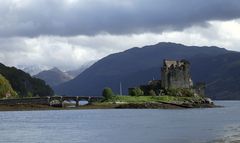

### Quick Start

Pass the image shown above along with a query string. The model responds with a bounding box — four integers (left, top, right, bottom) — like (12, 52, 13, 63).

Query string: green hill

(0, 74, 17, 99)
(0, 63, 54, 97)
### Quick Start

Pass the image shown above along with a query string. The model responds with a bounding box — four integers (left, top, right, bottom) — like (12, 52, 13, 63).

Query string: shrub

(129, 87, 144, 96)
(27, 92, 33, 97)
(148, 90, 157, 96)
(165, 88, 195, 97)
(102, 87, 114, 100)
(180, 88, 195, 97)
(165, 88, 179, 96)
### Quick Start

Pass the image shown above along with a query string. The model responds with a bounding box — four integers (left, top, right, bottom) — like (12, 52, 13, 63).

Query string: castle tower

(161, 59, 193, 89)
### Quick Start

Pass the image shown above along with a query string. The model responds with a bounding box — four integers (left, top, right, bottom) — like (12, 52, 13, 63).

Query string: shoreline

(0, 102, 220, 111)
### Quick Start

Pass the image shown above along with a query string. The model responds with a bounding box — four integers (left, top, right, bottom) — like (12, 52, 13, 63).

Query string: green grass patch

(104, 95, 203, 103)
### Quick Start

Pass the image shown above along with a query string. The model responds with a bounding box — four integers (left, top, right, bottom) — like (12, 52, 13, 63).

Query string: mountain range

(17, 65, 52, 76)
(34, 67, 73, 87)
(54, 42, 240, 100)
(34, 61, 96, 87)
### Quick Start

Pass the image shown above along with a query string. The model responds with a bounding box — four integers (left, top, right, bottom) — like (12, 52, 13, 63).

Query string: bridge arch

(48, 96, 103, 107)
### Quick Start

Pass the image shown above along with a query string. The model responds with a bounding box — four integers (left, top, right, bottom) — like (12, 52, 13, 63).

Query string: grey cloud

(0, 0, 240, 37)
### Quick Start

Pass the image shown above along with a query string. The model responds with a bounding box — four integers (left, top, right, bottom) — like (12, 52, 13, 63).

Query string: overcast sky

(0, 0, 240, 70)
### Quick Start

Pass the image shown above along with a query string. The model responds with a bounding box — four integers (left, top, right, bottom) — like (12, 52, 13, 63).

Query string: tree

(148, 90, 156, 96)
(129, 87, 144, 96)
(102, 87, 114, 99)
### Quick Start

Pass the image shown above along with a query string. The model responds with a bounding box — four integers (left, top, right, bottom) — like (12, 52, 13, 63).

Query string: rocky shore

(115, 102, 218, 109)
(101, 96, 219, 109)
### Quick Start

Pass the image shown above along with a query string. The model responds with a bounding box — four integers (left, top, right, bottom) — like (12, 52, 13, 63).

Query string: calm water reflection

(0, 101, 240, 143)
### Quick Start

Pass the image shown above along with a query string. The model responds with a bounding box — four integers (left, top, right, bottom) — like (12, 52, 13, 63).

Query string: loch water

(0, 101, 240, 143)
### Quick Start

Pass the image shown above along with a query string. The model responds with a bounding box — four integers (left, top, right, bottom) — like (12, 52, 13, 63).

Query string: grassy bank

(104, 95, 204, 104)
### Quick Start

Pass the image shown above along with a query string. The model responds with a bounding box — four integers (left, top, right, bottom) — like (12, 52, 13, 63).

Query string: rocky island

(94, 59, 216, 109)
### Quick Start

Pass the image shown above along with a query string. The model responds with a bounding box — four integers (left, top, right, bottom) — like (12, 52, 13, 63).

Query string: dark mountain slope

(55, 42, 231, 98)
(0, 63, 54, 97)
(66, 61, 95, 78)
(190, 53, 240, 99)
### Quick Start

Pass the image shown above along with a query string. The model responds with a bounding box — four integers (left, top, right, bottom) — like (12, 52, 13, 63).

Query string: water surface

(0, 101, 240, 143)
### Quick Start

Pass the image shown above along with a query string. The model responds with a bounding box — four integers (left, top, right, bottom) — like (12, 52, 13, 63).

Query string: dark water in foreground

(0, 101, 240, 143)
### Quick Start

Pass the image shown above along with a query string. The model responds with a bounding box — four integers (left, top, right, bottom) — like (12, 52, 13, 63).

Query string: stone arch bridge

(49, 96, 103, 107)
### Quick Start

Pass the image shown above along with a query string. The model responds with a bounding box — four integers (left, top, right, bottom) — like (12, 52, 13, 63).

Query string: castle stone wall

(161, 59, 193, 89)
